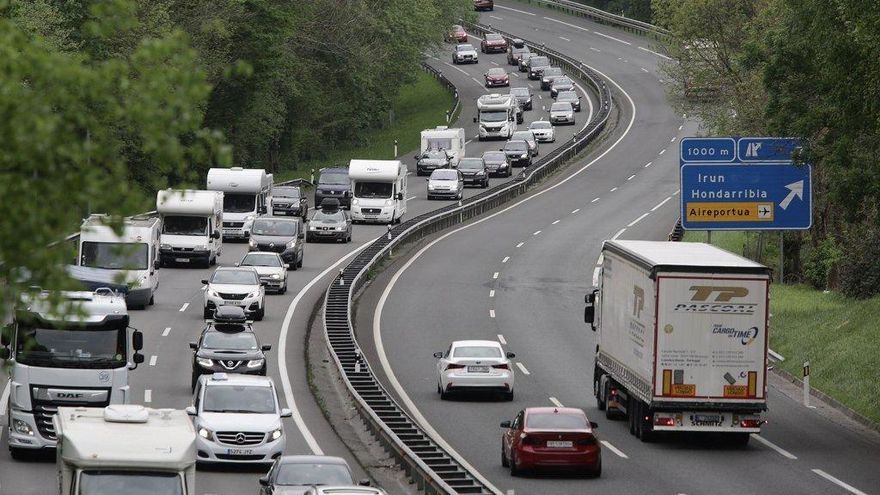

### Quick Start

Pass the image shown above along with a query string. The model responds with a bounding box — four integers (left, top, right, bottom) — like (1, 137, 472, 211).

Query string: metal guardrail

(321, 21, 614, 495)
(516, 0, 670, 41)
(422, 62, 462, 125)
(668, 218, 684, 241)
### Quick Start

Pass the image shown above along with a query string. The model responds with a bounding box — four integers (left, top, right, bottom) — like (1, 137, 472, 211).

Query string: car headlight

(271, 274, 281, 280)
(160, 243, 171, 250)
(476, 171, 485, 176)
(270, 428, 283, 441)
(198, 426, 214, 441)
(197, 245, 208, 251)
(12, 419, 33, 436)
(245, 215, 255, 222)
(249, 239, 256, 248)
(248, 291, 260, 298)
(286, 239, 296, 248)
(246, 358, 265, 369)
(335, 226, 346, 231)
(521, 154, 528, 159)
(352, 198, 359, 206)
(196, 357, 214, 368)
(385, 199, 393, 206)
(428, 184, 436, 190)
(207, 289, 219, 298)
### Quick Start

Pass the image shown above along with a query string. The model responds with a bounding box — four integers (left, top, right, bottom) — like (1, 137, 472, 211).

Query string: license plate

(175, 258, 189, 263)
(226, 448, 254, 456)
(546, 440, 573, 448)
(468, 365, 490, 373)
(223, 300, 241, 305)
(694, 414, 722, 423)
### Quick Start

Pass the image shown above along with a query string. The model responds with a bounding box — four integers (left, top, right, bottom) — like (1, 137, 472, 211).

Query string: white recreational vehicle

(475, 93, 519, 140)
(349, 160, 408, 224)
(156, 189, 223, 268)
(206, 167, 272, 239)
(420, 126, 466, 167)
(55, 405, 196, 495)
(77, 214, 161, 309)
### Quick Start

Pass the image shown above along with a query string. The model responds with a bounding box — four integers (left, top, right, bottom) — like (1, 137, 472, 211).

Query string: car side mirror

(189, 342, 198, 350)
(212, 230, 221, 239)
(473, 117, 477, 123)
(425, 178, 430, 182)
(280, 408, 292, 418)
(258, 476, 269, 487)
(506, 352, 516, 359)
(133, 330, 143, 351)
(500, 420, 512, 428)
(298, 232, 304, 239)
(433, 351, 443, 358)
(396, 193, 404, 201)
(233, 262, 240, 267)
(262, 344, 272, 351)
(153, 259, 160, 270)
(358, 479, 371, 486)
(590, 421, 599, 429)
(259, 206, 267, 214)
(201, 279, 209, 285)
(185, 406, 197, 416)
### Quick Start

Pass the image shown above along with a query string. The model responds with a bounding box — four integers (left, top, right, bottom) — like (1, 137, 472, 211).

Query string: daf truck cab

(207, 167, 273, 239)
(55, 405, 196, 495)
(156, 189, 223, 268)
(348, 160, 407, 224)
(0, 290, 144, 458)
(419, 127, 466, 168)
(475, 94, 519, 140)
(77, 215, 161, 309)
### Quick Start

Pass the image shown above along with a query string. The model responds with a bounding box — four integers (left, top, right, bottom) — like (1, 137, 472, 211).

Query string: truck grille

(223, 222, 244, 228)
(216, 431, 265, 446)
(217, 292, 247, 300)
(362, 208, 381, 215)
(31, 387, 111, 441)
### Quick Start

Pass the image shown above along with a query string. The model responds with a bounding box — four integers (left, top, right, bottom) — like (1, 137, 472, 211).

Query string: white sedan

(434, 340, 515, 400)
(238, 251, 288, 294)
(528, 120, 555, 143)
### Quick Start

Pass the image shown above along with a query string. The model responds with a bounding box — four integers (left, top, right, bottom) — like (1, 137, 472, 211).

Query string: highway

(0, 21, 594, 495)
(359, 2, 880, 495)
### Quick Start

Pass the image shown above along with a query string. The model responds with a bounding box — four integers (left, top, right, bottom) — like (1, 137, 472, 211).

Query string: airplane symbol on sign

(759, 206, 770, 216)
(757, 203, 773, 219)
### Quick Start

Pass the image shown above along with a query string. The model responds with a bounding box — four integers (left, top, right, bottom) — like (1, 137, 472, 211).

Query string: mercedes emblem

(235, 433, 246, 444)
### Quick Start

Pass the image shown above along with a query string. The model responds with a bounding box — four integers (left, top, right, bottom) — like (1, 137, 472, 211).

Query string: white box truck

(475, 93, 520, 140)
(156, 189, 223, 268)
(420, 126, 466, 168)
(585, 240, 770, 444)
(0, 290, 144, 457)
(349, 160, 407, 224)
(206, 167, 272, 239)
(55, 405, 196, 495)
(76, 214, 160, 309)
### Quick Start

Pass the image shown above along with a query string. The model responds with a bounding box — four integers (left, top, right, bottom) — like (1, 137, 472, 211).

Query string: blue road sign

(680, 137, 736, 163)
(737, 137, 801, 162)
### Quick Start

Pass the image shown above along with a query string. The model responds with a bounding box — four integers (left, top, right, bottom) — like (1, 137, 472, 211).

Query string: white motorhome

(420, 126, 466, 167)
(0, 290, 144, 457)
(349, 160, 407, 224)
(156, 189, 223, 268)
(206, 167, 273, 239)
(476, 93, 518, 140)
(55, 405, 196, 495)
(76, 215, 160, 309)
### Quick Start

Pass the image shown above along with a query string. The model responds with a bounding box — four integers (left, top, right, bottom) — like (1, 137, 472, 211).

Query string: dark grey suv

(248, 217, 305, 268)
(190, 306, 271, 390)
(314, 168, 350, 208)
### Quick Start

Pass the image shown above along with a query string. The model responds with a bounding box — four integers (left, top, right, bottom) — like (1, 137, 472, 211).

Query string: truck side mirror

(358, 479, 371, 486)
(280, 408, 292, 418)
(153, 259, 160, 270)
(262, 344, 272, 351)
(212, 230, 221, 239)
(189, 342, 198, 350)
(506, 352, 516, 358)
(132, 330, 144, 351)
(298, 231, 305, 240)
(259, 206, 267, 214)
(584, 305, 595, 327)
(201, 279, 209, 285)
(258, 476, 269, 486)
(133, 353, 145, 365)
(185, 406, 197, 416)
(396, 193, 404, 201)
(433, 351, 443, 358)
(473, 117, 478, 123)
(1, 324, 11, 346)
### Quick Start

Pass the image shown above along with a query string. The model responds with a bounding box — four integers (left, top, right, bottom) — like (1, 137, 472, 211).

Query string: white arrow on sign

(779, 180, 804, 210)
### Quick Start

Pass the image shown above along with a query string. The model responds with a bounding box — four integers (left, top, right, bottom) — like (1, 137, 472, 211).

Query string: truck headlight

(385, 199, 393, 206)
(246, 359, 264, 369)
(12, 419, 33, 436)
(196, 357, 214, 368)
(197, 245, 208, 251)
(160, 243, 171, 250)
(245, 215, 255, 222)
(249, 239, 256, 248)
(270, 274, 280, 280)
(352, 198, 359, 206)
(198, 426, 214, 441)
(521, 154, 528, 159)
(270, 428, 283, 441)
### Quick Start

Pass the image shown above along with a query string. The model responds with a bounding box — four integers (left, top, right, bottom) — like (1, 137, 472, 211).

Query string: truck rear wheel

(595, 376, 606, 411)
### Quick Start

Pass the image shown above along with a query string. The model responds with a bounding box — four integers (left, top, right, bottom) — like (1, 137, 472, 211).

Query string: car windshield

(241, 253, 283, 267)
(273, 187, 300, 198)
(453, 346, 502, 358)
(458, 159, 483, 170)
(512, 47, 528, 54)
(163, 215, 208, 236)
(510, 88, 529, 96)
(551, 103, 572, 112)
(527, 412, 588, 430)
(422, 150, 449, 160)
(457, 44, 474, 51)
(319, 172, 349, 185)
(81, 242, 148, 270)
(211, 270, 258, 285)
(505, 141, 528, 151)
(275, 463, 353, 486)
(431, 170, 459, 180)
(530, 121, 552, 129)
(252, 219, 298, 236)
(483, 152, 506, 161)
(554, 77, 573, 85)
(203, 384, 276, 414)
(79, 471, 183, 495)
(530, 56, 549, 67)
(544, 68, 563, 77)
(512, 132, 533, 141)
(223, 193, 256, 213)
(487, 68, 506, 76)
(203, 331, 258, 350)
(354, 182, 392, 199)
(486, 34, 504, 41)
(557, 91, 577, 101)
(480, 111, 508, 122)
(312, 211, 345, 222)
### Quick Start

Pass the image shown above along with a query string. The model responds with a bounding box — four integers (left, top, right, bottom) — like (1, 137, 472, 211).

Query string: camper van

(475, 93, 519, 140)
(349, 160, 408, 224)
(206, 167, 272, 239)
(77, 215, 161, 309)
(156, 189, 223, 268)
(419, 127, 466, 168)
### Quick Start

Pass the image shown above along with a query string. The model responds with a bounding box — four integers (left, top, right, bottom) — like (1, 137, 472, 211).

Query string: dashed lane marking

(490, 290, 495, 298)
(149, 355, 158, 366)
(493, 272, 500, 279)
(515, 242, 524, 248)
(497, 334, 506, 344)
(645, 161, 653, 168)
(443, 62, 470, 75)
(590, 47, 601, 52)
(627, 212, 650, 227)
(612, 228, 626, 240)
(490, 61, 499, 66)
(496, 4, 536, 15)
(552, 219, 560, 225)
(571, 208, 580, 213)
(651, 197, 672, 211)
(489, 15, 503, 20)
(811, 469, 868, 495)
(591, 197, 600, 203)
(162, 327, 171, 337)
(627, 174, 635, 181)
(638, 45, 672, 60)
(640, 67, 649, 72)
(489, 309, 496, 318)
(549, 397, 564, 407)
(559, 36, 571, 42)
(610, 187, 618, 192)
(144, 389, 152, 403)
(533, 230, 541, 236)
(752, 434, 797, 459)
(179, 303, 189, 312)
(406, 196, 416, 201)
(658, 149, 666, 155)
(502, 256, 510, 263)
(516, 362, 530, 375)
(671, 136, 677, 142)
(600, 440, 629, 459)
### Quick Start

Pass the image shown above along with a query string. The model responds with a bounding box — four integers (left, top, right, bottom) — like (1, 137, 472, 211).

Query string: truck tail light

(446, 364, 465, 371)
(740, 419, 764, 428)
(492, 364, 509, 370)
(654, 417, 675, 427)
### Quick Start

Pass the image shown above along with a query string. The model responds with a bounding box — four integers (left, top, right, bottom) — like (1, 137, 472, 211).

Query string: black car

(189, 306, 271, 389)
(527, 56, 551, 80)
(540, 67, 564, 90)
(248, 217, 305, 268)
(259, 455, 368, 495)
(503, 140, 532, 167)
(270, 186, 308, 219)
(314, 167, 350, 208)
(458, 158, 489, 188)
(509, 87, 532, 111)
(415, 149, 453, 176)
(482, 150, 512, 177)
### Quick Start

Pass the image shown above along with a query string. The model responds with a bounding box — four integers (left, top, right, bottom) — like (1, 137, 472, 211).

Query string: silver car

(551, 76, 575, 98)
(427, 168, 464, 200)
(528, 120, 555, 142)
(510, 130, 539, 157)
(453, 43, 478, 64)
(238, 252, 288, 294)
(550, 101, 575, 125)
(556, 90, 582, 112)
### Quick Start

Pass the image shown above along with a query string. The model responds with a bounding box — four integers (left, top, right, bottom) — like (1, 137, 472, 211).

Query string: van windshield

(79, 471, 183, 495)
(81, 242, 148, 270)
(481, 111, 508, 123)
(354, 182, 393, 199)
(163, 216, 208, 236)
(319, 173, 349, 185)
(223, 193, 256, 213)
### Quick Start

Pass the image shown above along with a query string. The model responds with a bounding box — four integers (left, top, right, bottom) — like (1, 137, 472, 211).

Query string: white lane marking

(559, 36, 571, 42)
(497, 334, 506, 345)
(533, 230, 541, 236)
(510, 72, 520, 78)
(179, 303, 189, 312)
(490, 61, 500, 66)
(658, 149, 666, 155)
(493, 272, 500, 279)
(752, 434, 797, 459)
(507, 491, 515, 495)
(627, 212, 650, 227)
(490, 290, 496, 298)
(489, 15, 503, 20)
(811, 469, 868, 495)
(516, 362, 530, 375)
(549, 397, 564, 407)
(280, 240, 375, 456)
(651, 197, 672, 211)
(673, 189, 681, 196)
(591, 197, 600, 203)
(149, 355, 157, 366)
(671, 136, 677, 142)
(600, 440, 629, 458)
(552, 219, 560, 225)
(489, 309, 496, 318)
(406, 172, 412, 176)
(472, 76, 486, 87)
(640, 67, 649, 73)
(571, 208, 580, 213)
(515, 242, 524, 248)
(372, 62, 637, 495)
(544, 16, 589, 33)
(162, 327, 171, 337)
(627, 174, 635, 181)
(678, 124, 684, 131)
(496, 4, 536, 15)
(638, 45, 672, 60)
(590, 47, 601, 52)
(644, 161, 653, 168)
(144, 389, 152, 403)
(465, 139, 473, 145)
(443, 61, 470, 75)
(610, 187, 618, 192)
(0, 381, 10, 417)
(406, 195, 416, 201)
(612, 228, 626, 240)
(502, 256, 510, 263)
(593, 31, 632, 45)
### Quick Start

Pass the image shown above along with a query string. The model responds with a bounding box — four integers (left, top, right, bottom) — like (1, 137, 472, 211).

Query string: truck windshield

(163, 216, 208, 236)
(15, 325, 126, 368)
(354, 182, 393, 199)
(223, 193, 256, 213)
(481, 111, 508, 123)
(81, 242, 148, 271)
(79, 471, 183, 495)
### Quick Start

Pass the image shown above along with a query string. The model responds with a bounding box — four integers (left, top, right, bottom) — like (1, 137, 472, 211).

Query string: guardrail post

(393, 139, 398, 158)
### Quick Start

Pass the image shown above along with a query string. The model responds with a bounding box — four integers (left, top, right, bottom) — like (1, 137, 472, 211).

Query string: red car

(484, 67, 509, 87)
(474, 0, 494, 11)
(447, 25, 468, 43)
(481, 33, 508, 54)
(500, 407, 601, 477)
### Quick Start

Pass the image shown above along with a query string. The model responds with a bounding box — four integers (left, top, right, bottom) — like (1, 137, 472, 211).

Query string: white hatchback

(434, 340, 515, 400)
(528, 120, 555, 143)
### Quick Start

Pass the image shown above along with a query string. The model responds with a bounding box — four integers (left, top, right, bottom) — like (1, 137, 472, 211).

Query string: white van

(476, 93, 519, 140)
(77, 214, 161, 308)
(349, 160, 408, 224)
(156, 189, 223, 268)
(207, 167, 272, 239)
(420, 126, 466, 168)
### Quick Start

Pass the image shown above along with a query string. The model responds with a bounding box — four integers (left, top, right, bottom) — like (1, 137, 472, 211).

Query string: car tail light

(609, 388, 618, 396)
(446, 364, 465, 371)
(740, 419, 764, 428)
(576, 436, 598, 446)
(492, 364, 509, 370)
(520, 435, 539, 446)
(654, 417, 675, 427)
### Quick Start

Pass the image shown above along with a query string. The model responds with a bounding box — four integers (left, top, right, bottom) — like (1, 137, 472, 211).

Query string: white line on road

(652, 197, 672, 211)
(406, 195, 416, 201)
(591, 197, 600, 203)
(590, 47, 601, 52)
(516, 362, 530, 375)
(489, 290, 495, 298)
(149, 355, 157, 366)
(510, 72, 519, 78)
(496, 4, 536, 15)
(490, 61, 499, 66)
(627, 174, 635, 181)
(671, 136, 677, 142)
(644, 161, 653, 168)
(502, 256, 510, 263)
(612, 228, 626, 240)
(811, 469, 868, 495)
(640, 67, 649, 72)
(600, 440, 629, 458)
(162, 327, 171, 337)
(559, 36, 571, 42)
(493, 272, 500, 279)
(0, 381, 10, 417)
(543, 16, 589, 33)
(658, 149, 666, 155)
(638, 45, 672, 60)
(679, 124, 684, 131)
(752, 434, 797, 459)
(179, 303, 189, 312)
(515, 242, 524, 248)
(610, 187, 618, 192)
(489, 15, 503, 20)
(472, 77, 485, 87)
(627, 212, 650, 227)
(594, 31, 632, 45)
(552, 219, 560, 225)
(144, 389, 152, 403)
(497, 334, 506, 344)
(549, 397, 564, 407)
(533, 230, 541, 236)
(571, 208, 580, 213)
(443, 62, 469, 75)
(489, 309, 496, 318)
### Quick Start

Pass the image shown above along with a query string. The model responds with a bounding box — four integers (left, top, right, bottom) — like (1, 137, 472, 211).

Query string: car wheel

(255, 305, 265, 321)
(440, 387, 450, 400)
(191, 373, 198, 391)
(501, 443, 509, 467)
(596, 378, 607, 411)
(148, 294, 155, 306)
(203, 307, 212, 319)
(297, 253, 304, 268)
(346, 233, 352, 243)
(509, 451, 520, 477)
(504, 390, 514, 401)
(588, 458, 602, 478)
(280, 283, 287, 295)
(9, 447, 27, 461)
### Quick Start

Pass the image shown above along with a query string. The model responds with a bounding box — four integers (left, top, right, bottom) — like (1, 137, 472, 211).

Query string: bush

(838, 223, 880, 299)
(801, 237, 841, 290)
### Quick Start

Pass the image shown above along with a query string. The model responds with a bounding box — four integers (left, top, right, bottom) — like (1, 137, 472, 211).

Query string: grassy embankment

(684, 231, 880, 423)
